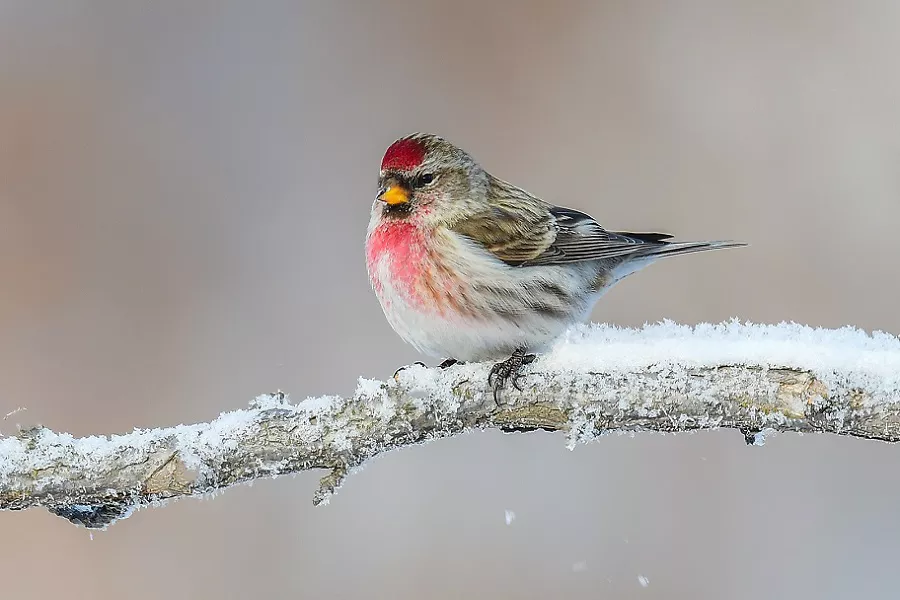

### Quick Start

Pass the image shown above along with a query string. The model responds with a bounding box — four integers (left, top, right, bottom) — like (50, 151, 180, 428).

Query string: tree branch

(1, 321, 898, 528)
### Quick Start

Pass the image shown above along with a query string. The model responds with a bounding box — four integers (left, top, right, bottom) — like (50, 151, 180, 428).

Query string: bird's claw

(393, 358, 461, 379)
(393, 361, 427, 379)
(488, 348, 536, 404)
(512, 372, 528, 392)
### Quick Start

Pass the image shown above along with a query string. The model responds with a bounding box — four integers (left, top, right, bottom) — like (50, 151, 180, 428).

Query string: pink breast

(366, 220, 461, 314)
(366, 220, 427, 293)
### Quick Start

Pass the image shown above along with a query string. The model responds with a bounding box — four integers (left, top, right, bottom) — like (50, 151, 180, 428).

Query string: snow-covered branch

(1, 321, 899, 529)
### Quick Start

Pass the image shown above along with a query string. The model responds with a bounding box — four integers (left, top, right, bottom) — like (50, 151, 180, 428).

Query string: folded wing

(450, 178, 743, 267)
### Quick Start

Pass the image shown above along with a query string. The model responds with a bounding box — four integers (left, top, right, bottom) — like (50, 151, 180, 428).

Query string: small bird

(366, 133, 744, 399)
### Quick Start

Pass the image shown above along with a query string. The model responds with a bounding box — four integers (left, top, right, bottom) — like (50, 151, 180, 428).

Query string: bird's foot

(393, 358, 462, 379)
(392, 361, 427, 379)
(487, 348, 536, 404)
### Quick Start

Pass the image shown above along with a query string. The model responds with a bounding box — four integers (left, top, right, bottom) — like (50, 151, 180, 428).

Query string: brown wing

(450, 206, 556, 265)
(450, 176, 673, 267)
(519, 206, 674, 266)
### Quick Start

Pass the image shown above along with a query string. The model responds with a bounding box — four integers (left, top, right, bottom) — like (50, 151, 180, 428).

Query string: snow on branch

(1, 321, 899, 529)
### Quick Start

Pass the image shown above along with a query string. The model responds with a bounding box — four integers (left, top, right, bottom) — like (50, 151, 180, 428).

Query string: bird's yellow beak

(379, 185, 409, 206)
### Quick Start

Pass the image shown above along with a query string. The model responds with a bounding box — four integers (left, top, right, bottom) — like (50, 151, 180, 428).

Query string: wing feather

(521, 206, 674, 266)
(449, 177, 674, 267)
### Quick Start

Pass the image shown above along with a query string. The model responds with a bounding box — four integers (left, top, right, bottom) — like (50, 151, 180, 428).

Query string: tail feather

(607, 240, 746, 283)
(639, 240, 747, 259)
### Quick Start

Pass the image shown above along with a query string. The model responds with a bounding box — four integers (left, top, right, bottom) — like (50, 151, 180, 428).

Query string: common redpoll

(366, 133, 745, 398)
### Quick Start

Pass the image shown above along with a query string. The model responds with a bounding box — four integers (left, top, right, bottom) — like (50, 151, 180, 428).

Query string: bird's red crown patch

(381, 138, 426, 172)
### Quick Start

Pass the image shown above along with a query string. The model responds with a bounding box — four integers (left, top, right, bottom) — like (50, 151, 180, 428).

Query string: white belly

(371, 255, 586, 361)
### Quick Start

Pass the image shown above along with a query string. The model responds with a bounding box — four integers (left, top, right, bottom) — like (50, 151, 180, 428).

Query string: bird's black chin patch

(382, 202, 413, 219)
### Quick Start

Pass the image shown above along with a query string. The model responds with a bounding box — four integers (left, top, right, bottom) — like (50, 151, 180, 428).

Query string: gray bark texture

(0, 360, 898, 528)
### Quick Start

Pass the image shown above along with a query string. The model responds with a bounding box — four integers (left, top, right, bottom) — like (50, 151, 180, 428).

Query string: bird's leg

(392, 361, 427, 379)
(487, 347, 536, 404)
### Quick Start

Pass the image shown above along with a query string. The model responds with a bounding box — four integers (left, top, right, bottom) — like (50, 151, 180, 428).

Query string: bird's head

(374, 133, 489, 226)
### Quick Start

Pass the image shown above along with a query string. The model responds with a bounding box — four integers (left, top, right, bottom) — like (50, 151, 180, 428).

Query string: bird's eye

(417, 173, 435, 187)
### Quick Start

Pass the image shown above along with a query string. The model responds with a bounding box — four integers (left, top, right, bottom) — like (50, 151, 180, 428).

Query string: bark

(1, 360, 897, 529)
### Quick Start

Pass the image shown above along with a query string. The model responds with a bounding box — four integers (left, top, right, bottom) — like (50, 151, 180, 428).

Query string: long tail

(637, 240, 747, 259)
(605, 235, 746, 282)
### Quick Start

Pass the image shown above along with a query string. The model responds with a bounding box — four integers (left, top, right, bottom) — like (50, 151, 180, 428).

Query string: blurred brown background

(2, 1, 899, 598)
